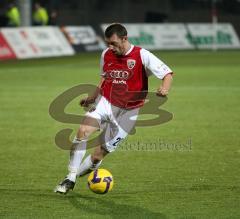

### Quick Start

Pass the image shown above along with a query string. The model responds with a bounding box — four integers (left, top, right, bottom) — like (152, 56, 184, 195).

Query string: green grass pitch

(0, 50, 239, 218)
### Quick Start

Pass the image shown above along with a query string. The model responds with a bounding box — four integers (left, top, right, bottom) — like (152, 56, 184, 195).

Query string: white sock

(77, 155, 102, 177)
(67, 137, 87, 182)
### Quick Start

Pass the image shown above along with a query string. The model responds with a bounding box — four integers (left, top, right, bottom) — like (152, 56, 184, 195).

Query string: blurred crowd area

(0, 0, 240, 33)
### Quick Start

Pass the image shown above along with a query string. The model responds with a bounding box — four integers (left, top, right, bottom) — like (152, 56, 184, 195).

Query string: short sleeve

(140, 48, 173, 79)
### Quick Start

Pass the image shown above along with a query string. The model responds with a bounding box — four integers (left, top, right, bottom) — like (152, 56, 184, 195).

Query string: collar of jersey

(124, 44, 134, 56)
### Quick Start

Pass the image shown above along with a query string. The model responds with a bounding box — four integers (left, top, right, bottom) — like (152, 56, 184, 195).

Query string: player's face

(105, 34, 127, 56)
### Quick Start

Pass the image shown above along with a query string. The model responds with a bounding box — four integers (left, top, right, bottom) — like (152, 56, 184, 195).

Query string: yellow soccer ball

(87, 169, 114, 194)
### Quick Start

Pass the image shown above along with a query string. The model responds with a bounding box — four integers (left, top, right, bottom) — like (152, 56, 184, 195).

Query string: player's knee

(91, 154, 102, 164)
(77, 125, 91, 140)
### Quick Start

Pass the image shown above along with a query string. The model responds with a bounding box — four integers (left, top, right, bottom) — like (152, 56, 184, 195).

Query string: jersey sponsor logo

(113, 79, 127, 84)
(127, 59, 136, 69)
(103, 69, 133, 80)
(110, 70, 129, 79)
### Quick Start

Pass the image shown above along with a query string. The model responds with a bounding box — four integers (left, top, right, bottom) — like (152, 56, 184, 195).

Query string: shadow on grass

(0, 188, 166, 218)
(67, 193, 167, 219)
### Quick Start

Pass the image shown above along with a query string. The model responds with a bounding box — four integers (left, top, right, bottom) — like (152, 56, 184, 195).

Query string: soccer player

(54, 23, 173, 194)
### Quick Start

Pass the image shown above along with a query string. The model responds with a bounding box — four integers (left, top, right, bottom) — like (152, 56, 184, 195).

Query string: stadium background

(1, 0, 240, 32)
(0, 0, 240, 218)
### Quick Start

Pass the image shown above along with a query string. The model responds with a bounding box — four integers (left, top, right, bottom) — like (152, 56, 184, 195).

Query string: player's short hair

(105, 23, 128, 38)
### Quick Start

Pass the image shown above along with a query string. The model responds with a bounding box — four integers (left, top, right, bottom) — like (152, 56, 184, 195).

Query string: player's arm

(156, 73, 173, 96)
(140, 49, 173, 97)
(80, 77, 104, 107)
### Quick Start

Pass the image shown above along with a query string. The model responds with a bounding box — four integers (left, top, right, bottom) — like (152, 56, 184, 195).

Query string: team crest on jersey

(127, 59, 136, 69)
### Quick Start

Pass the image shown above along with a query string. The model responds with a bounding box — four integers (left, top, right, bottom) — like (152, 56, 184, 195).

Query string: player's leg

(76, 114, 123, 177)
(54, 116, 99, 194)
(68, 116, 100, 180)
(103, 106, 140, 152)
(77, 145, 109, 177)
(77, 106, 140, 175)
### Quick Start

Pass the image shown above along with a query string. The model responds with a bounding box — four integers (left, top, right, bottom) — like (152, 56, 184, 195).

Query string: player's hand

(156, 87, 169, 97)
(80, 97, 95, 107)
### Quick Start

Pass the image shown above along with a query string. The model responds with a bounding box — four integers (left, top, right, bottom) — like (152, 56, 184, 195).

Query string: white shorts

(86, 95, 139, 152)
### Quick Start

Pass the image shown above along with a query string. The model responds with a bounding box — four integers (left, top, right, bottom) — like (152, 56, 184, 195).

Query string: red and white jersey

(100, 45, 173, 109)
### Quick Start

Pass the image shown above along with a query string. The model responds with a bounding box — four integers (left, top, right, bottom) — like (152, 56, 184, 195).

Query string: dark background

(1, 0, 240, 35)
